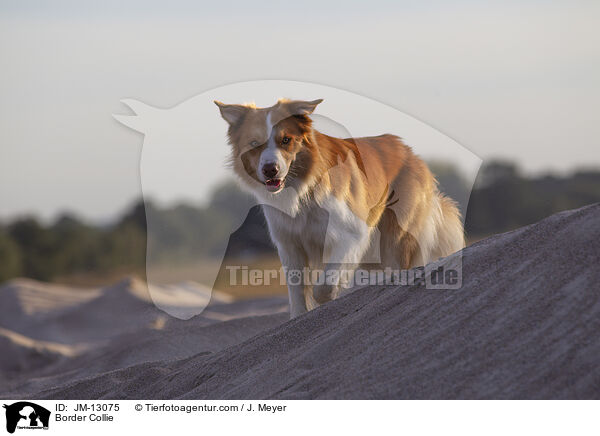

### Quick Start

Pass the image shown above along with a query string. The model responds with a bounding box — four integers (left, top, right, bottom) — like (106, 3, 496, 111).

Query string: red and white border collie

(216, 98, 464, 318)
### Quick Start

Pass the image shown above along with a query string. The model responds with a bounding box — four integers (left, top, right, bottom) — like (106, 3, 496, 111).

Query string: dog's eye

(250, 140, 258, 147)
(282, 136, 291, 145)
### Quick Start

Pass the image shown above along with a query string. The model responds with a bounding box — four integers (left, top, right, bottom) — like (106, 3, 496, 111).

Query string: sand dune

(0, 327, 87, 380)
(0, 275, 287, 397)
(1, 204, 599, 399)
(0, 279, 100, 341)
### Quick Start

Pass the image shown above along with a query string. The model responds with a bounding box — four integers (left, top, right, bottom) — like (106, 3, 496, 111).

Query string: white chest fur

(262, 194, 372, 267)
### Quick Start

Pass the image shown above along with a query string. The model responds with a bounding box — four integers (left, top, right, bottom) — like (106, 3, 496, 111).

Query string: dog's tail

(432, 194, 465, 259)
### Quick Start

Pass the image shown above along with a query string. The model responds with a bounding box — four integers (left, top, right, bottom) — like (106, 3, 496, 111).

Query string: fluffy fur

(216, 98, 464, 317)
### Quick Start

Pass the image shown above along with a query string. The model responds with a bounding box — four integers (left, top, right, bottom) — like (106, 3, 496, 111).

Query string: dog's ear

(214, 101, 249, 126)
(280, 99, 323, 116)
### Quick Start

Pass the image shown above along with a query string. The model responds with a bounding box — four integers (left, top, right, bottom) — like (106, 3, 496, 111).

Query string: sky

(0, 0, 598, 222)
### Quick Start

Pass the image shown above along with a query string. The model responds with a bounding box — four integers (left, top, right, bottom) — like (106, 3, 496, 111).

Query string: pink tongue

(267, 179, 281, 187)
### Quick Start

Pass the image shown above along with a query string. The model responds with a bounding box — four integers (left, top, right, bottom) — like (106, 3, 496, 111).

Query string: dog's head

(215, 98, 323, 194)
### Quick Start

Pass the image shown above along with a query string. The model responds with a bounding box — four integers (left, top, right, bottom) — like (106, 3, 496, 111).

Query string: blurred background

(1, 0, 599, 296)
(1, 162, 599, 295)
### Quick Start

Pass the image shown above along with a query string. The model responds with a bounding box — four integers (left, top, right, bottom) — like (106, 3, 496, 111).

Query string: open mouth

(265, 178, 285, 193)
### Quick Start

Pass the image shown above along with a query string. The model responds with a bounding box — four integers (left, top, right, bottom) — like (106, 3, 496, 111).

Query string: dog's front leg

(287, 280, 307, 319)
(278, 247, 308, 318)
(314, 226, 372, 305)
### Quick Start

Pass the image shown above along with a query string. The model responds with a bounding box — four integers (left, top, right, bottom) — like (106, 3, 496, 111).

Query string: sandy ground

(0, 204, 599, 399)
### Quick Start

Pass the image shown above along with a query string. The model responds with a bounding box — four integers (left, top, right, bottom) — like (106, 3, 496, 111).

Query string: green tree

(0, 228, 22, 281)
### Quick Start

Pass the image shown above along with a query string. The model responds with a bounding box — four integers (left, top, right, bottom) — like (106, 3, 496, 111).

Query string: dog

(216, 98, 464, 318)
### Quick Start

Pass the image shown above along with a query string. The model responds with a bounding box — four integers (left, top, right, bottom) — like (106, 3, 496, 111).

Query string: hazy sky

(0, 0, 598, 222)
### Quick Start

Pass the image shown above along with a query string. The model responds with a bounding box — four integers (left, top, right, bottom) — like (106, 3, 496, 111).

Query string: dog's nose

(262, 163, 279, 179)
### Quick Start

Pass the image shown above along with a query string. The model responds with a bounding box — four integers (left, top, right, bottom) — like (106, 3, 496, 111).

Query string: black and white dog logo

(3, 402, 50, 434)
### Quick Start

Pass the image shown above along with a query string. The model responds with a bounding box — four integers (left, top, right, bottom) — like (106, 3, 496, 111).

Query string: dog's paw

(313, 284, 336, 304)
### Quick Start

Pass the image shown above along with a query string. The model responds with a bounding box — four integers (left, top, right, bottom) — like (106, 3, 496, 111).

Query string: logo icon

(3, 402, 50, 434)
